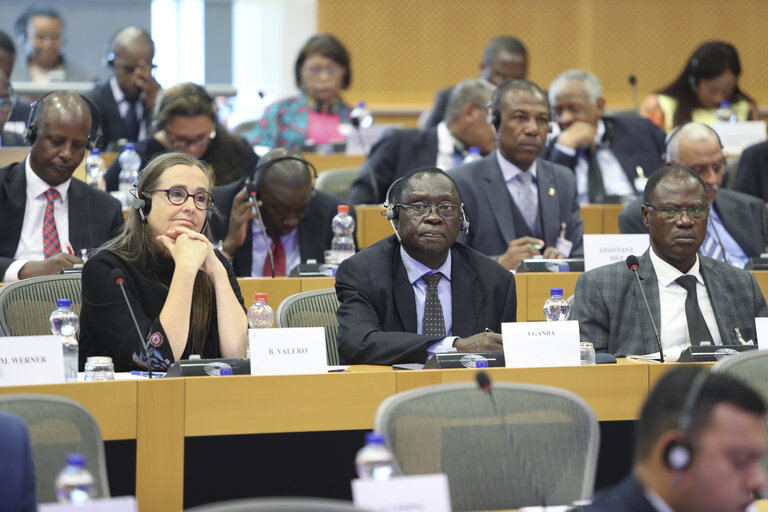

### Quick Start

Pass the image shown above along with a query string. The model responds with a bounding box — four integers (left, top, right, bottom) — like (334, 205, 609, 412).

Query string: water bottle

(246, 293, 274, 359)
(50, 299, 79, 382)
(462, 147, 482, 164)
(118, 143, 141, 206)
(715, 100, 737, 122)
(55, 453, 94, 504)
(355, 432, 395, 480)
(543, 288, 570, 321)
(350, 101, 374, 129)
(330, 205, 355, 264)
(84, 149, 106, 189)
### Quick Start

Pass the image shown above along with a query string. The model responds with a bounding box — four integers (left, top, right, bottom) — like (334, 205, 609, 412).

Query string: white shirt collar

(594, 118, 606, 145)
(496, 149, 538, 183)
(399, 245, 452, 285)
(109, 76, 126, 103)
(25, 156, 71, 200)
(436, 122, 459, 156)
(649, 246, 704, 287)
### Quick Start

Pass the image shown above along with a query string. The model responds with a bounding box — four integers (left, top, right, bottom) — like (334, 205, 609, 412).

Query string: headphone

(663, 122, 724, 162)
(131, 182, 214, 229)
(663, 370, 709, 471)
(25, 91, 102, 150)
(687, 56, 700, 91)
(383, 174, 470, 232)
(485, 80, 553, 134)
(245, 155, 318, 200)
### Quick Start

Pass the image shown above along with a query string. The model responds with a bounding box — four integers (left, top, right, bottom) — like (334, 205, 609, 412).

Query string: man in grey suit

(619, 122, 768, 268)
(572, 165, 768, 357)
(449, 79, 583, 270)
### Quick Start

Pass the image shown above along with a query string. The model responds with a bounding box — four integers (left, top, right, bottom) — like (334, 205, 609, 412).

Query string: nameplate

(249, 327, 327, 375)
(754, 318, 768, 350)
(584, 234, 650, 271)
(39, 496, 136, 511)
(352, 474, 451, 512)
(0, 336, 64, 386)
(711, 121, 767, 155)
(501, 321, 580, 368)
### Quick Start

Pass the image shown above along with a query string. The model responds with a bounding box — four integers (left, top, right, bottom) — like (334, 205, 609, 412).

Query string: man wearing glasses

(0, 70, 25, 147)
(619, 122, 768, 268)
(336, 167, 516, 365)
(572, 165, 767, 357)
(84, 26, 161, 150)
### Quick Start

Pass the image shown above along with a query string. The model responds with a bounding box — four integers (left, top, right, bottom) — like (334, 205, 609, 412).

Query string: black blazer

(348, 127, 439, 205)
(584, 475, 656, 512)
(0, 161, 125, 277)
(335, 235, 517, 365)
(210, 177, 357, 276)
(84, 81, 152, 151)
(733, 141, 768, 201)
(423, 86, 453, 129)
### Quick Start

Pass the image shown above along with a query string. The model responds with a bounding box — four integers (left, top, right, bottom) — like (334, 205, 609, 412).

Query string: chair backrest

(0, 394, 110, 503)
(184, 497, 370, 512)
(374, 382, 600, 510)
(314, 168, 359, 203)
(0, 273, 82, 336)
(276, 288, 340, 365)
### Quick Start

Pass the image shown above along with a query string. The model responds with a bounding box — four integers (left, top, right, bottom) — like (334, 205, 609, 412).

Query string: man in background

(0, 70, 25, 146)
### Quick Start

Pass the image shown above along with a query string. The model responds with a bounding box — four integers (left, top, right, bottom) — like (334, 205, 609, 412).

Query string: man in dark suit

(423, 36, 527, 129)
(84, 26, 160, 150)
(0, 411, 36, 511)
(732, 140, 768, 202)
(0, 30, 31, 138)
(336, 167, 515, 365)
(449, 79, 584, 270)
(572, 166, 767, 357)
(0, 91, 124, 281)
(210, 148, 355, 277)
(0, 70, 26, 146)
(348, 78, 496, 204)
(586, 367, 766, 512)
(542, 69, 665, 203)
(619, 122, 768, 269)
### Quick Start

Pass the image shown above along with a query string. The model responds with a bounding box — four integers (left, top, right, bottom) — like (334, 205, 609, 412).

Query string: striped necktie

(43, 188, 62, 259)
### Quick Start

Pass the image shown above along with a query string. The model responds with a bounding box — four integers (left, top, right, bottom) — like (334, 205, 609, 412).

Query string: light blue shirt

(250, 219, 300, 276)
(706, 206, 749, 269)
(497, 150, 539, 233)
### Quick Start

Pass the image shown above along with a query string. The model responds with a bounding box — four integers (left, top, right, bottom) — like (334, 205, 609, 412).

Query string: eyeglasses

(32, 34, 62, 44)
(302, 64, 342, 78)
(644, 202, 709, 221)
(148, 186, 214, 210)
(396, 202, 462, 219)
(168, 128, 215, 150)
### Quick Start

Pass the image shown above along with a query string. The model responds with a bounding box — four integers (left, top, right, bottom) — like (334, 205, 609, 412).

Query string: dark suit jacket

(618, 189, 768, 258)
(84, 80, 152, 151)
(584, 474, 656, 512)
(0, 130, 26, 147)
(542, 115, 666, 189)
(733, 141, 768, 201)
(348, 127, 438, 204)
(0, 412, 36, 511)
(335, 235, 517, 365)
(571, 250, 768, 355)
(0, 161, 125, 278)
(424, 86, 453, 128)
(210, 177, 356, 276)
(448, 153, 584, 257)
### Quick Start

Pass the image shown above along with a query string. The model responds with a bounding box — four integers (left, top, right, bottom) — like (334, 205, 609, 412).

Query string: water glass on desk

(84, 356, 115, 381)
(580, 342, 596, 365)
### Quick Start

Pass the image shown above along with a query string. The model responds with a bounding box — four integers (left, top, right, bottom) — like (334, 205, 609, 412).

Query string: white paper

(39, 497, 136, 511)
(754, 318, 768, 350)
(584, 234, 650, 271)
(0, 336, 65, 386)
(249, 327, 327, 375)
(502, 321, 581, 368)
(352, 474, 451, 512)
(711, 121, 767, 155)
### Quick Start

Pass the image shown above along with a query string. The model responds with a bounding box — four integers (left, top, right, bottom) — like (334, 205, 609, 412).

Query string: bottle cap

(66, 453, 87, 468)
(550, 288, 563, 296)
(365, 432, 385, 445)
(125, 143, 135, 150)
(719, 100, 732, 108)
(356, 101, 366, 108)
(337, 205, 349, 213)
(469, 147, 481, 155)
(57, 298, 72, 308)
(90, 148, 100, 155)
(254, 293, 268, 302)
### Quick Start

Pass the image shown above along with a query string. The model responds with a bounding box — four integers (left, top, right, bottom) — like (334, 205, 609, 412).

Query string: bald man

(0, 92, 123, 281)
(84, 26, 161, 149)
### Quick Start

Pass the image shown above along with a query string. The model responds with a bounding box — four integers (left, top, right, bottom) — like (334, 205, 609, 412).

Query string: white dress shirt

(435, 122, 463, 171)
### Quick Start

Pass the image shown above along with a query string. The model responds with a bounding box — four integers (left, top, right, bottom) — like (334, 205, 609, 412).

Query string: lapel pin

(548, 187, 555, 196)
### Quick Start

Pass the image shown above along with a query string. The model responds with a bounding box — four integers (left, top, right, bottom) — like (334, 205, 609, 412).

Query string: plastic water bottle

(350, 101, 374, 129)
(55, 453, 94, 504)
(50, 299, 79, 382)
(247, 293, 275, 329)
(462, 147, 482, 164)
(715, 100, 737, 122)
(84, 149, 106, 189)
(543, 288, 570, 321)
(355, 433, 395, 480)
(330, 205, 355, 264)
(118, 143, 141, 205)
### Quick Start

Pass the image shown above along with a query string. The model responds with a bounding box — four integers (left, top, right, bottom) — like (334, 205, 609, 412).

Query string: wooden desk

(236, 277, 335, 312)
(354, 204, 390, 249)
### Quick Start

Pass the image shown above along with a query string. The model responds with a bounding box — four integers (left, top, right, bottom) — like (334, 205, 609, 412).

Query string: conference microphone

(625, 255, 664, 362)
(245, 180, 275, 278)
(110, 268, 153, 378)
(628, 74, 639, 111)
(476, 370, 491, 392)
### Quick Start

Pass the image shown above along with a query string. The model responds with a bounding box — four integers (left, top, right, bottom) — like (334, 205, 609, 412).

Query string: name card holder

(0, 336, 64, 386)
(249, 327, 327, 375)
(352, 474, 451, 512)
(502, 321, 580, 368)
(583, 234, 650, 271)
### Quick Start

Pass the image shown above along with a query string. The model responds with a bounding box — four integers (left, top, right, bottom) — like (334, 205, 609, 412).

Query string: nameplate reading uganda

(0, 336, 65, 386)
(249, 326, 327, 375)
(352, 474, 451, 512)
(501, 321, 580, 368)
(583, 234, 650, 271)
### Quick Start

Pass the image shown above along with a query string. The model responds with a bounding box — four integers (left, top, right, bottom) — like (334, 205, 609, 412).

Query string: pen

(65, 243, 74, 255)
(130, 371, 165, 378)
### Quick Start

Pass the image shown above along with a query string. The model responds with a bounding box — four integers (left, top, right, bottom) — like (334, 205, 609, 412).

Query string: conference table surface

(0, 360, 706, 512)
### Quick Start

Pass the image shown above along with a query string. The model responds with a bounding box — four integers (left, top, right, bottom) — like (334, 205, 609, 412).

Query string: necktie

(43, 188, 62, 259)
(675, 275, 714, 346)
(583, 145, 607, 204)
(515, 172, 537, 233)
(262, 230, 285, 277)
(701, 224, 724, 262)
(422, 273, 445, 337)
(123, 99, 140, 142)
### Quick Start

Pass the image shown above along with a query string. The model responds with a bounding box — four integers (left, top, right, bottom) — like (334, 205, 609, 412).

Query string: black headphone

(486, 79, 553, 134)
(245, 155, 318, 200)
(383, 174, 470, 232)
(131, 180, 214, 228)
(663, 370, 709, 471)
(25, 91, 102, 150)
(663, 122, 724, 162)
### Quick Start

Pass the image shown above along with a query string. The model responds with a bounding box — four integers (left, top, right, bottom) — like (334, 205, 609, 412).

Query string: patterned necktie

(700, 224, 724, 262)
(123, 99, 140, 142)
(675, 275, 714, 346)
(262, 230, 286, 277)
(515, 172, 538, 233)
(43, 188, 62, 259)
(422, 273, 445, 337)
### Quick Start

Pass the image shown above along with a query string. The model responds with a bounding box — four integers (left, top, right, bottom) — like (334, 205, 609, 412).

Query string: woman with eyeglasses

(103, 82, 258, 191)
(248, 33, 355, 150)
(80, 152, 248, 372)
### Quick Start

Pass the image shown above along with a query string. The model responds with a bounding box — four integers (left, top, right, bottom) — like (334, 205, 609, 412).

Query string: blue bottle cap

(66, 453, 86, 467)
(550, 288, 563, 296)
(57, 298, 72, 308)
(558, 263, 570, 272)
(468, 147, 481, 155)
(125, 143, 135, 150)
(90, 149, 100, 155)
(365, 432, 385, 445)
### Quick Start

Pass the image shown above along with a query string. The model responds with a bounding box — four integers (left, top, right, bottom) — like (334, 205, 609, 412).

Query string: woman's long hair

(100, 152, 215, 355)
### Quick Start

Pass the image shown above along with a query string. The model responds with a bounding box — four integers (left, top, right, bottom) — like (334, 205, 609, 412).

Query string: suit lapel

(236, 220, 254, 276)
(479, 155, 518, 243)
(450, 247, 480, 336)
(392, 246, 418, 332)
(297, 195, 323, 263)
(67, 180, 88, 250)
(0, 162, 27, 257)
(699, 257, 731, 343)
(536, 160, 561, 244)
(637, 251, 662, 346)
